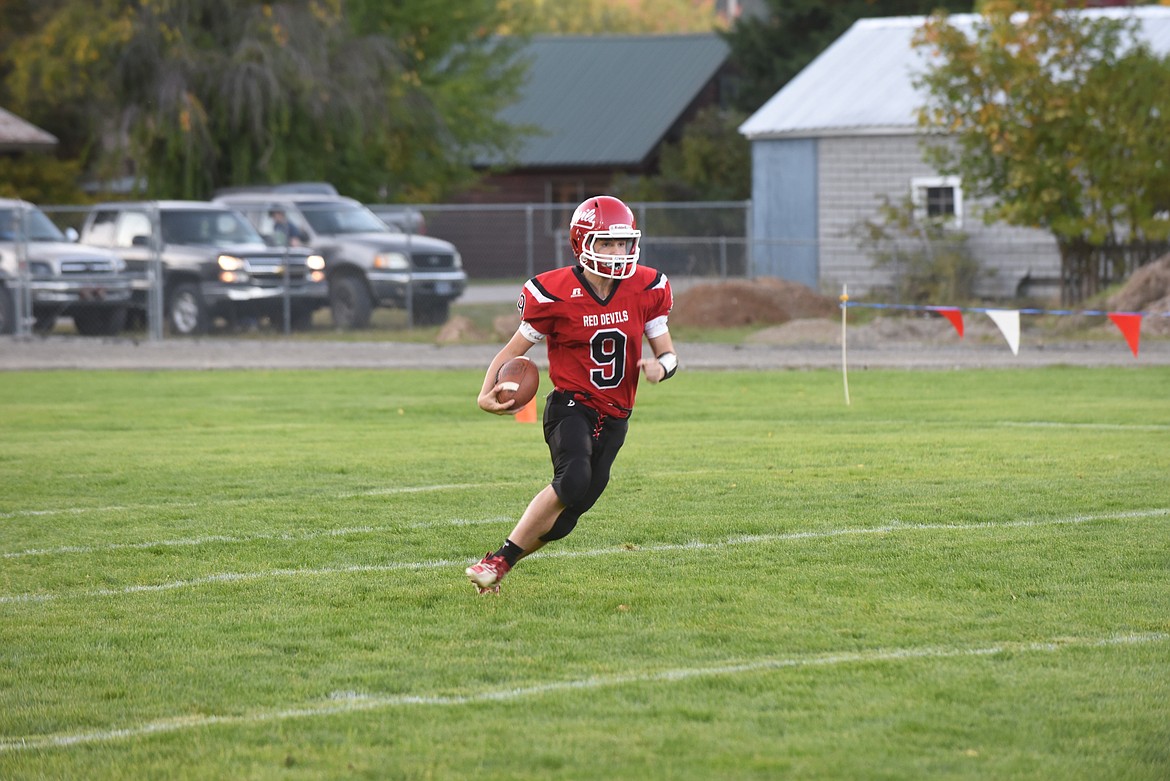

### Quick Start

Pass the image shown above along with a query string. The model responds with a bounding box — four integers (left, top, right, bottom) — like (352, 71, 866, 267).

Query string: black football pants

(539, 389, 629, 541)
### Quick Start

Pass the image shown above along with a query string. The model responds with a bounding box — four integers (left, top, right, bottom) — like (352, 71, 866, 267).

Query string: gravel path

(2, 334, 1167, 371)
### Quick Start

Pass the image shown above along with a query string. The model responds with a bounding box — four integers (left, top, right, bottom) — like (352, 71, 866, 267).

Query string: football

(495, 356, 539, 409)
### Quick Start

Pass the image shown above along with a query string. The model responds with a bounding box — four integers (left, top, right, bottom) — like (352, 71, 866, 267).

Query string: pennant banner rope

(841, 301, 1164, 358)
(841, 302, 1164, 319)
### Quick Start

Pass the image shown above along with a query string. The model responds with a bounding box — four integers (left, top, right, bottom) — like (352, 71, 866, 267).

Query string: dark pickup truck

(79, 201, 329, 335)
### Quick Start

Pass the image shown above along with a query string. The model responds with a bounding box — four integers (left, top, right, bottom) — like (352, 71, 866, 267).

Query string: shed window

(911, 176, 963, 228)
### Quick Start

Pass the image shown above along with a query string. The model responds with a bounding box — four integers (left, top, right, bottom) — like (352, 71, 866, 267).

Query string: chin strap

(656, 351, 678, 381)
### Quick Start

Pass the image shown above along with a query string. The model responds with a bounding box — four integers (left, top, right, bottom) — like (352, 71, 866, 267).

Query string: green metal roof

(489, 34, 730, 168)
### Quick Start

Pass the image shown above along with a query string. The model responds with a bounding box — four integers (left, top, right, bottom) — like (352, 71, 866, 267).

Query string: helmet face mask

(570, 196, 641, 280)
(579, 228, 640, 279)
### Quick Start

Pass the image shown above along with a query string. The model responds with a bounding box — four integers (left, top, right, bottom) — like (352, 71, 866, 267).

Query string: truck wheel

(329, 274, 372, 329)
(290, 305, 316, 331)
(73, 307, 128, 336)
(0, 286, 13, 335)
(33, 312, 59, 334)
(168, 283, 209, 336)
(125, 308, 147, 332)
(410, 297, 451, 326)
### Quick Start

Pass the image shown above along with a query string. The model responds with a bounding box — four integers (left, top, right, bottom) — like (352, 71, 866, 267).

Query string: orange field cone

(515, 400, 537, 423)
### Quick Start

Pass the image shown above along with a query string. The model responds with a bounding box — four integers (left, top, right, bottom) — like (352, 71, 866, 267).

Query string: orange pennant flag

(1107, 312, 1143, 358)
(930, 307, 964, 338)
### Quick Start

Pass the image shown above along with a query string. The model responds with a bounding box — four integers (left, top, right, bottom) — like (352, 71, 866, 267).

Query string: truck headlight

(307, 254, 326, 283)
(217, 254, 248, 283)
(372, 252, 409, 270)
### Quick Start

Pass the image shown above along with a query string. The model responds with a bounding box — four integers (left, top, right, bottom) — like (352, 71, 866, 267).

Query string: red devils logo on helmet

(569, 196, 641, 280)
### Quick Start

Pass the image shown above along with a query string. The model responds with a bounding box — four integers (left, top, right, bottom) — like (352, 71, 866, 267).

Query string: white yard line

(0, 631, 1163, 753)
(1, 509, 1165, 605)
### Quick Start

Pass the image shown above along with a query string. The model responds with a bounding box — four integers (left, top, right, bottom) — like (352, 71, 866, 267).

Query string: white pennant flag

(985, 309, 1020, 355)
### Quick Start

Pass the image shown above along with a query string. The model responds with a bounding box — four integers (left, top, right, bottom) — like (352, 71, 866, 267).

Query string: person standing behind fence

(270, 208, 307, 247)
(466, 194, 678, 594)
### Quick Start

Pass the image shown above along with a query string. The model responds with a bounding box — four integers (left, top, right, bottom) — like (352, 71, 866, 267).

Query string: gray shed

(739, 6, 1170, 299)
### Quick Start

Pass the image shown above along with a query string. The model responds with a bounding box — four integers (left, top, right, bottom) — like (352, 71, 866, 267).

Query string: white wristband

(657, 351, 678, 380)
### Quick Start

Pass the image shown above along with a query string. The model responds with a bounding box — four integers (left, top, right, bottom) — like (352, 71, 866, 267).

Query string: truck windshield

(0, 207, 68, 242)
(160, 210, 264, 246)
(297, 202, 389, 235)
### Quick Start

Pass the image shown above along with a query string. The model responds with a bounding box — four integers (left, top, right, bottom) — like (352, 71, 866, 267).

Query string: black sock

(495, 539, 525, 566)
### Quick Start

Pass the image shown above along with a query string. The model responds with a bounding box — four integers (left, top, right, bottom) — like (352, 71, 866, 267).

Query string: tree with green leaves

(722, 0, 974, 114)
(913, 0, 1170, 302)
(341, 0, 530, 202)
(502, 0, 722, 35)
(3, 0, 529, 202)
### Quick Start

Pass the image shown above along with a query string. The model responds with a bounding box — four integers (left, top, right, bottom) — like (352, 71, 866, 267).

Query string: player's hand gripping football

(479, 381, 520, 415)
(480, 355, 539, 415)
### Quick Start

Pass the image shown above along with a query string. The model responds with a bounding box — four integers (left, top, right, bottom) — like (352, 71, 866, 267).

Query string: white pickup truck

(0, 199, 133, 335)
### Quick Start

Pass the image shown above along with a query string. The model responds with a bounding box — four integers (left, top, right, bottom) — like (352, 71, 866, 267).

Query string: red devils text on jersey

(517, 265, 672, 417)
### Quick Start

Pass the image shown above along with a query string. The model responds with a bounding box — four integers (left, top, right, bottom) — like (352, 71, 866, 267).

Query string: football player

(467, 195, 678, 594)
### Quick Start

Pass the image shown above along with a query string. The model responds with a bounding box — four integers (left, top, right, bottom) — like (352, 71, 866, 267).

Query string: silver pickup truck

(0, 199, 133, 335)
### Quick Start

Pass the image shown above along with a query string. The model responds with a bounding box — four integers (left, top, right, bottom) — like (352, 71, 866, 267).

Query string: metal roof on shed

(740, 6, 1170, 141)
(0, 106, 57, 151)
(488, 34, 730, 167)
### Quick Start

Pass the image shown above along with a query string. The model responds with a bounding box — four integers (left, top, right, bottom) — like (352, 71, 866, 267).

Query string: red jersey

(517, 265, 673, 417)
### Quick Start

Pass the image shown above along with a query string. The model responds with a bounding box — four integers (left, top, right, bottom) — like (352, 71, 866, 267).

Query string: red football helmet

(569, 196, 641, 280)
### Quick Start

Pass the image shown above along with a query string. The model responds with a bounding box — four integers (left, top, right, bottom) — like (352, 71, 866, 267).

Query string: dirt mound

(436, 315, 488, 344)
(746, 318, 839, 346)
(671, 277, 837, 328)
(1106, 254, 1170, 335)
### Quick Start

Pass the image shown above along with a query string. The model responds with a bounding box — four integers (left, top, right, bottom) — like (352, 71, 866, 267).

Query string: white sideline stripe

(0, 483, 501, 521)
(3, 517, 513, 560)
(2, 509, 1165, 606)
(0, 632, 1163, 753)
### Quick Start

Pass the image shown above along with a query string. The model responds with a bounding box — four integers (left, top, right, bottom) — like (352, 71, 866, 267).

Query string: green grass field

(1, 366, 1168, 780)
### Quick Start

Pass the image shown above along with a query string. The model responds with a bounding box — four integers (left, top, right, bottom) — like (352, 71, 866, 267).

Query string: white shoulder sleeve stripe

(644, 315, 669, 339)
(519, 320, 546, 343)
(651, 272, 670, 290)
(524, 279, 555, 304)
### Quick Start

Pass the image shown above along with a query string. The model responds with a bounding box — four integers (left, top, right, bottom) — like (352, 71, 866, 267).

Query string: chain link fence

(26, 203, 313, 341)
(407, 201, 753, 281)
(5, 198, 1082, 341)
